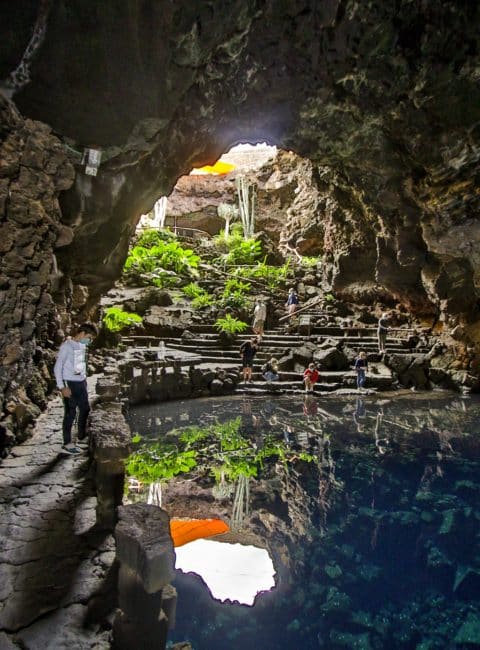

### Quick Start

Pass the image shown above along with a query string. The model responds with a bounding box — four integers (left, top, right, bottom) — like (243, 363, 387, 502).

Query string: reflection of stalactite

(212, 471, 234, 500)
(147, 481, 162, 507)
(316, 438, 338, 534)
(231, 475, 250, 531)
(1, 0, 53, 96)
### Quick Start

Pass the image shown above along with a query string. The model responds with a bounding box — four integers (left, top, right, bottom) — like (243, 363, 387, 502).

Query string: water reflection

(128, 393, 480, 650)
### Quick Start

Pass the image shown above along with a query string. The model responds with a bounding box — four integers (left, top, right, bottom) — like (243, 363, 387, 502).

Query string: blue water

(128, 393, 480, 649)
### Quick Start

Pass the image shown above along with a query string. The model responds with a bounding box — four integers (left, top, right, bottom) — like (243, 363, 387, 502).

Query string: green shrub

(223, 278, 251, 294)
(103, 307, 143, 333)
(182, 282, 204, 299)
(126, 444, 197, 482)
(191, 293, 215, 309)
(325, 293, 335, 302)
(214, 314, 248, 335)
(182, 282, 215, 309)
(221, 238, 262, 265)
(234, 260, 292, 289)
(301, 255, 322, 267)
(135, 228, 177, 248)
(124, 240, 201, 281)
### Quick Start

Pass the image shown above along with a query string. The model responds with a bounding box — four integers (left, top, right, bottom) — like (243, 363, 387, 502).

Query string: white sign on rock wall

(84, 148, 102, 176)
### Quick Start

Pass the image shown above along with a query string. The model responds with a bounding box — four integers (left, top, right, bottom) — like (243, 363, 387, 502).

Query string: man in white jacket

(53, 322, 98, 454)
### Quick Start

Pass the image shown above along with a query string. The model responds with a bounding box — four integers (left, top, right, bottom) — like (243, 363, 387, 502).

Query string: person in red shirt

(303, 362, 319, 393)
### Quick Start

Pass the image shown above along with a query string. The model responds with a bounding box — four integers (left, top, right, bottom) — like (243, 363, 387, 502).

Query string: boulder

(292, 343, 316, 365)
(313, 347, 349, 371)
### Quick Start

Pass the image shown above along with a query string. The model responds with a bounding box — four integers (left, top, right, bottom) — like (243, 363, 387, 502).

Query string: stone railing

(90, 362, 200, 649)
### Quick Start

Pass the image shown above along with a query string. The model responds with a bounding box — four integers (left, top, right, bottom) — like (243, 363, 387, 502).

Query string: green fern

(103, 307, 143, 333)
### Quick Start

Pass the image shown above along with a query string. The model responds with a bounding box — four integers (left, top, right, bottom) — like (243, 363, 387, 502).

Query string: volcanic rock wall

(0, 96, 74, 446)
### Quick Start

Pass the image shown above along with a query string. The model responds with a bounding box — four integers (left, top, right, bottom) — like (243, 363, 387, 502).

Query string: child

(303, 362, 319, 393)
(262, 357, 279, 383)
(354, 351, 368, 392)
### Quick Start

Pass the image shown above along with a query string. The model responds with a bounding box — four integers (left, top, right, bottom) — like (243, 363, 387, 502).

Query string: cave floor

(0, 381, 115, 649)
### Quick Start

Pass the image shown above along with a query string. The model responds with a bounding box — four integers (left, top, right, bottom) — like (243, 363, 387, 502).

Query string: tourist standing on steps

(54, 322, 98, 455)
(285, 287, 299, 316)
(240, 337, 258, 384)
(377, 312, 389, 353)
(354, 351, 368, 392)
(303, 362, 319, 393)
(252, 299, 267, 338)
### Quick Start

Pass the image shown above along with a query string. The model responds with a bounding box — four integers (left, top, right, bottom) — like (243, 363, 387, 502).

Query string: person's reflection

(283, 424, 293, 446)
(240, 398, 258, 435)
(353, 397, 366, 432)
(303, 394, 318, 416)
(374, 407, 389, 454)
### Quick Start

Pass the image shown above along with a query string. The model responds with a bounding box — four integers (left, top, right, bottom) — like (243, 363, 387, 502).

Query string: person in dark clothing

(53, 322, 98, 454)
(240, 337, 258, 383)
(354, 351, 368, 391)
(285, 287, 299, 315)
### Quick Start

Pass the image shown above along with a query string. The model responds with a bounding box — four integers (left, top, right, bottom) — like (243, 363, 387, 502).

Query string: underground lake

(125, 392, 480, 649)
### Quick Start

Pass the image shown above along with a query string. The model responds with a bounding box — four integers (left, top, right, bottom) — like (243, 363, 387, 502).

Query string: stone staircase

(122, 319, 429, 395)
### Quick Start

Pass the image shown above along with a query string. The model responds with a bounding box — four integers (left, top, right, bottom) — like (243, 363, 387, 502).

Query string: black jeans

(62, 380, 90, 445)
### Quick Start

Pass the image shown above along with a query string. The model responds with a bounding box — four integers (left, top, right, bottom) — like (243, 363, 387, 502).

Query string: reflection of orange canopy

(191, 161, 236, 175)
(170, 518, 230, 547)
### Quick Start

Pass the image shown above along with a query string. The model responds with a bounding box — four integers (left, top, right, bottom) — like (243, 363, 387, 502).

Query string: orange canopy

(191, 160, 236, 175)
(170, 518, 230, 547)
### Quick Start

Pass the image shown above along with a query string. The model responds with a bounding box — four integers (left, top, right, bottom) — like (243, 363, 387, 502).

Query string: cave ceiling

(1, 0, 480, 317)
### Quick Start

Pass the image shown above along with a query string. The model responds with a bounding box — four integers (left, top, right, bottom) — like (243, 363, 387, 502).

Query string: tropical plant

(182, 282, 215, 309)
(218, 277, 252, 310)
(219, 238, 263, 266)
(124, 240, 201, 282)
(213, 314, 249, 335)
(182, 282, 205, 299)
(125, 417, 316, 488)
(236, 176, 256, 239)
(126, 443, 197, 483)
(150, 270, 180, 288)
(223, 278, 251, 294)
(191, 293, 215, 309)
(217, 203, 239, 238)
(135, 228, 176, 248)
(301, 255, 322, 267)
(234, 260, 292, 289)
(103, 307, 143, 333)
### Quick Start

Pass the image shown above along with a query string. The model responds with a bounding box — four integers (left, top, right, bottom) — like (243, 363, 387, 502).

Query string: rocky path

(0, 387, 115, 649)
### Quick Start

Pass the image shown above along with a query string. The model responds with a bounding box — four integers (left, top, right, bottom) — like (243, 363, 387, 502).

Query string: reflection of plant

(125, 417, 315, 488)
(214, 314, 248, 335)
(126, 443, 197, 482)
(103, 307, 143, 332)
(179, 425, 211, 447)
